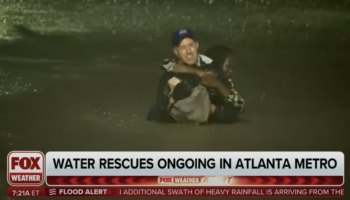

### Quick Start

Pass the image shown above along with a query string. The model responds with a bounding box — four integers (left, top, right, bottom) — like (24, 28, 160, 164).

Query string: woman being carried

(147, 44, 244, 124)
(204, 44, 245, 123)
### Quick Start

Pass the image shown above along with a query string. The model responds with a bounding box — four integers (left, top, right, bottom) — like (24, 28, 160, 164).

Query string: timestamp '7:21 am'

(12, 189, 40, 197)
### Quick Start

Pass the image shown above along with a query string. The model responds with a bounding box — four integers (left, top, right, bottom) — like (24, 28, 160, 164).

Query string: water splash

(0, 71, 36, 96)
(84, 108, 142, 128)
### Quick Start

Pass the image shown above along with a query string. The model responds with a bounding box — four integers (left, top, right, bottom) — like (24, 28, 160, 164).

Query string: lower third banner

(8, 187, 344, 197)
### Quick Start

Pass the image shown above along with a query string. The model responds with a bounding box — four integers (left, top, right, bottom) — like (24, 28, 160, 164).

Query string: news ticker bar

(45, 176, 343, 186)
(8, 187, 344, 198)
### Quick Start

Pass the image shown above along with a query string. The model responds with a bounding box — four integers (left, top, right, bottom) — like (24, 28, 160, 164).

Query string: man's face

(174, 38, 198, 66)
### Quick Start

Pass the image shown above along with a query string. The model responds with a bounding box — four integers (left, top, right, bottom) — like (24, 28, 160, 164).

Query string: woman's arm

(160, 59, 204, 75)
(160, 59, 217, 84)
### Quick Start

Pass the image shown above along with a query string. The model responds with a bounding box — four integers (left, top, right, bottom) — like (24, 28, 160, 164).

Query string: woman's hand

(201, 72, 232, 97)
(199, 72, 220, 87)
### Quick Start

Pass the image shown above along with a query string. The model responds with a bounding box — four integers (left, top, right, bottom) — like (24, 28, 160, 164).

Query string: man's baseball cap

(172, 29, 195, 47)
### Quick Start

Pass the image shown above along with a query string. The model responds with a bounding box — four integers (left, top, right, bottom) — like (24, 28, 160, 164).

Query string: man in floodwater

(147, 29, 244, 123)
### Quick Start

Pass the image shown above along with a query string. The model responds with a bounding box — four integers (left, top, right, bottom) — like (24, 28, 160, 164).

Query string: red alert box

(7, 151, 45, 186)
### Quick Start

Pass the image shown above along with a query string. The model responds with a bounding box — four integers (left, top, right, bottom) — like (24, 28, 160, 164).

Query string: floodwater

(1, 1, 350, 200)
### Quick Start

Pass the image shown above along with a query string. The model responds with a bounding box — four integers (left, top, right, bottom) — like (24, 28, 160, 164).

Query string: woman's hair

(204, 44, 233, 86)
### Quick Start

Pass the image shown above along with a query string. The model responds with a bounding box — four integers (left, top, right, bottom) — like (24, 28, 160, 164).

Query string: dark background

(0, 0, 349, 199)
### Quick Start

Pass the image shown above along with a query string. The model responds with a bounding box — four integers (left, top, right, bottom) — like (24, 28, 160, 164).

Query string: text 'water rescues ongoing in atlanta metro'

(44, 152, 344, 177)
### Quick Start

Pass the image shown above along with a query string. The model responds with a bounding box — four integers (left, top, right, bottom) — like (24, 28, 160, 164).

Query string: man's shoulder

(198, 54, 213, 65)
(161, 58, 178, 64)
(197, 54, 214, 71)
(160, 58, 178, 72)
(160, 55, 212, 71)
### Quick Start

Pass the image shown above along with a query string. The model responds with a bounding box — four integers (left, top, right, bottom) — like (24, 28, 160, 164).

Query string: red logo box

(7, 151, 45, 186)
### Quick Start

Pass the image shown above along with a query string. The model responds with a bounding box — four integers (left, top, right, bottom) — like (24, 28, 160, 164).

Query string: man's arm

(160, 59, 243, 108)
(173, 63, 205, 76)
(160, 59, 206, 77)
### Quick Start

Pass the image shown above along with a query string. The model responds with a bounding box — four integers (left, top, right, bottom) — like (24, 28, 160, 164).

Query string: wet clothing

(147, 72, 210, 123)
(160, 55, 245, 110)
(147, 54, 243, 124)
(147, 72, 174, 123)
(169, 83, 211, 123)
